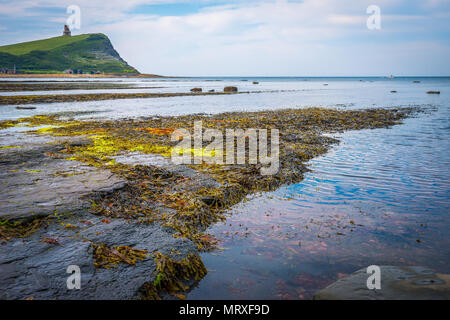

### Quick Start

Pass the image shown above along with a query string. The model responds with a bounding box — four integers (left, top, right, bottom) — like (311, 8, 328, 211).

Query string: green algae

(141, 251, 207, 300)
(25, 169, 41, 173)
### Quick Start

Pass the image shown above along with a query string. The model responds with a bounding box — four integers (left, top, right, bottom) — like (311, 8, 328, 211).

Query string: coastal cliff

(0, 33, 138, 74)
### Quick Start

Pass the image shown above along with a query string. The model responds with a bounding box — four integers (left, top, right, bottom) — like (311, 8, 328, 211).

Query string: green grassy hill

(0, 34, 139, 74)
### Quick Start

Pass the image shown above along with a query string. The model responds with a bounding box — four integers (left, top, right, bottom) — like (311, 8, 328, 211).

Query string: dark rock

(224, 86, 238, 93)
(67, 140, 91, 147)
(253, 82, 259, 84)
(16, 106, 37, 110)
(391, 90, 397, 93)
(94, 181, 127, 195)
(426, 91, 440, 94)
(190, 88, 202, 93)
(313, 266, 450, 300)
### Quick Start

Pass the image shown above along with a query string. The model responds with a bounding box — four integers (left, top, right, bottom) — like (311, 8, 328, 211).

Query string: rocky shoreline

(0, 82, 165, 92)
(0, 91, 241, 105)
(0, 107, 419, 299)
(0, 73, 165, 79)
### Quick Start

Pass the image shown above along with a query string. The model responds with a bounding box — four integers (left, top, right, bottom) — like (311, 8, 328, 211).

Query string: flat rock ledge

(0, 139, 126, 221)
(313, 266, 450, 300)
(0, 212, 197, 300)
(0, 136, 202, 299)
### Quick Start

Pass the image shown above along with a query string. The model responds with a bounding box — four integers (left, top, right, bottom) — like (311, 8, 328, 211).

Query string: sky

(0, 0, 449, 76)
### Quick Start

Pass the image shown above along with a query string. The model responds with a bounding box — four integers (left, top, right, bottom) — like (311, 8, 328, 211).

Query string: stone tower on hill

(63, 25, 71, 36)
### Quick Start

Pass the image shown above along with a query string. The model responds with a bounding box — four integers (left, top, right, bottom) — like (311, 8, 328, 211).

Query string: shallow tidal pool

(187, 104, 450, 299)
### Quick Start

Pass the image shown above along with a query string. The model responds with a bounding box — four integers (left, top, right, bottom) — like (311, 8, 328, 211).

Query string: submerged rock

(313, 266, 450, 300)
(16, 106, 37, 110)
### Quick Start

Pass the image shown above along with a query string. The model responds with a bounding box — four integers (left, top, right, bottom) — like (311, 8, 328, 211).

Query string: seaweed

(92, 243, 148, 269)
(0, 91, 240, 105)
(0, 217, 50, 242)
(140, 251, 207, 300)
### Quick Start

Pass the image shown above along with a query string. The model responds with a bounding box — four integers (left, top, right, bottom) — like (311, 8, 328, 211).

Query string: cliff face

(0, 33, 139, 74)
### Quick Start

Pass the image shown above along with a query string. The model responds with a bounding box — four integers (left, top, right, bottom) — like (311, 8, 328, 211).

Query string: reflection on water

(188, 105, 450, 300)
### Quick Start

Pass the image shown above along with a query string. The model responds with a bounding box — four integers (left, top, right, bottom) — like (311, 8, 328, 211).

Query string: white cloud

(96, 0, 448, 75)
(1, 0, 449, 75)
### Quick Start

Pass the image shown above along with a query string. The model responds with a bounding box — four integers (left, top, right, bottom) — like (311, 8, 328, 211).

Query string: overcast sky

(0, 0, 449, 76)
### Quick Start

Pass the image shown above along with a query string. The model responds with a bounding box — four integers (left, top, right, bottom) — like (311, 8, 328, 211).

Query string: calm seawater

(1, 77, 449, 299)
